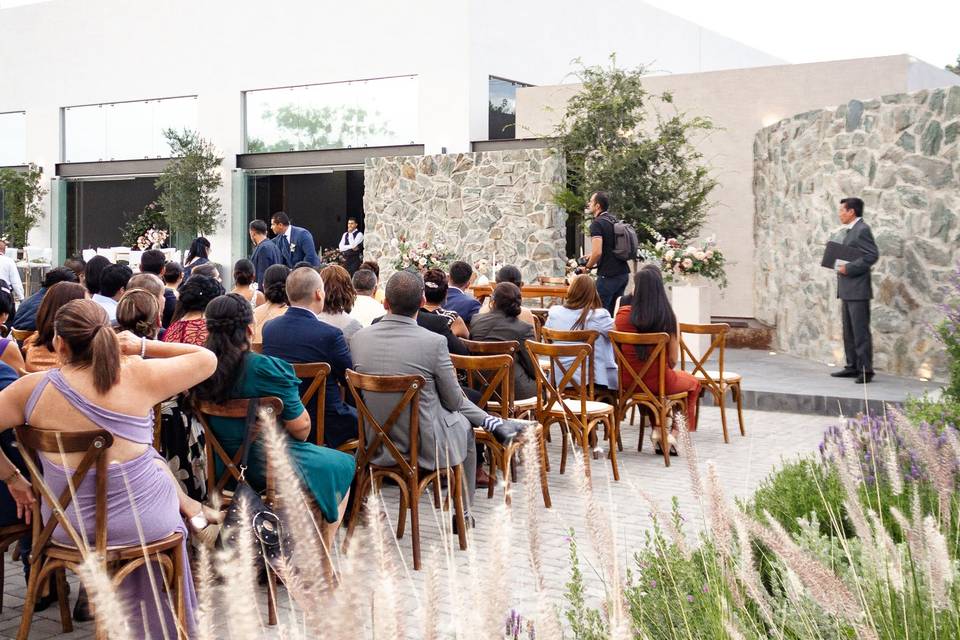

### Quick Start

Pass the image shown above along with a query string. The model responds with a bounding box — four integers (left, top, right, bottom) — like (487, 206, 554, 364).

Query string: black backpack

(600, 213, 639, 262)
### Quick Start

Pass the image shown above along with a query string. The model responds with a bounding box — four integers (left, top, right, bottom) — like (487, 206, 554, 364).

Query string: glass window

(0, 111, 27, 166)
(488, 76, 531, 140)
(245, 75, 418, 152)
(63, 96, 198, 162)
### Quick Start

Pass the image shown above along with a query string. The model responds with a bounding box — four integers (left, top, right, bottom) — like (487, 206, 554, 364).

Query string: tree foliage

(0, 165, 46, 247)
(156, 129, 223, 240)
(247, 104, 394, 152)
(553, 55, 718, 242)
(948, 54, 960, 75)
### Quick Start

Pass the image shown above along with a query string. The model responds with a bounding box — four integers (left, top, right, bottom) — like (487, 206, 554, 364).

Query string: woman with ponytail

(196, 293, 353, 542)
(252, 263, 291, 343)
(0, 298, 218, 635)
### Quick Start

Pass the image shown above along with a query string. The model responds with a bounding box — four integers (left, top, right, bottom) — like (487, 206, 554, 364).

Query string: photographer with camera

(577, 191, 631, 314)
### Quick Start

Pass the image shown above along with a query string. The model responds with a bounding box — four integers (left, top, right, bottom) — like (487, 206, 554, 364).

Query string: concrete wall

(0, 0, 781, 267)
(754, 87, 960, 379)
(515, 55, 960, 318)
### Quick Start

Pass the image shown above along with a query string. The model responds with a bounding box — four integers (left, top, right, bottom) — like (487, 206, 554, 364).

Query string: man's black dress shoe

(854, 372, 875, 384)
(830, 368, 859, 378)
(452, 514, 476, 535)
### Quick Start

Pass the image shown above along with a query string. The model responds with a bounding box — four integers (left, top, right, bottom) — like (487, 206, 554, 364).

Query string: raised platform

(698, 349, 942, 417)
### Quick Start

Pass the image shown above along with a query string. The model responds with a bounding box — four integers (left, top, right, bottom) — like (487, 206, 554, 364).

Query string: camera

(576, 256, 589, 267)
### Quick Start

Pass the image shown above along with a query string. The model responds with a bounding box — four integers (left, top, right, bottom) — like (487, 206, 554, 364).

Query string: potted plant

(155, 129, 223, 247)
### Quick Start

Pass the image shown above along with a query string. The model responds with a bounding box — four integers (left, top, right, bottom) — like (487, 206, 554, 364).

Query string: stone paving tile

(0, 406, 829, 639)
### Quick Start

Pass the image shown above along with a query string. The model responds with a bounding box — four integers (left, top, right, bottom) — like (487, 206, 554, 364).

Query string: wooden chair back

(450, 354, 512, 419)
(608, 330, 672, 407)
(461, 338, 519, 358)
(14, 426, 114, 555)
(525, 339, 592, 430)
(291, 362, 331, 446)
(540, 326, 599, 398)
(679, 322, 729, 388)
(11, 329, 34, 344)
(345, 370, 424, 480)
(193, 397, 284, 500)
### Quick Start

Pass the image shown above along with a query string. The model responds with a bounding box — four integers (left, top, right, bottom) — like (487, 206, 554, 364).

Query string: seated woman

(181, 237, 211, 282)
(318, 265, 362, 342)
(0, 281, 26, 374)
(545, 274, 618, 390)
(614, 264, 701, 450)
(253, 264, 291, 344)
(116, 288, 162, 339)
(230, 259, 264, 308)
(163, 274, 223, 346)
(477, 265, 537, 326)
(0, 299, 219, 636)
(195, 294, 354, 546)
(469, 282, 539, 400)
(23, 282, 88, 372)
(421, 268, 469, 338)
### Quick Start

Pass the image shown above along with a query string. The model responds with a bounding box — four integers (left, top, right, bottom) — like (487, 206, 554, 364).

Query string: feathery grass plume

(724, 618, 748, 640)
(922, 514, 954, 609)
(704, 462, 734, 556)
(881, 437, 904, 497)
(730, 510, 778, 633)
(193, 545, 219, 640)
(866, 511, 904, 594)
(892, 408, 955, 525)
(365, 487, 404, 640)
(76, 556, 132, 640)
(626, 480, 689, 559)
(521, 431, 548, 592)
(422, 548, 443, 640)
(674, 413, 704, 508)
(480, 503, 513, 640)
(218, 496, 267, 639)
(749, 512, 862, 622)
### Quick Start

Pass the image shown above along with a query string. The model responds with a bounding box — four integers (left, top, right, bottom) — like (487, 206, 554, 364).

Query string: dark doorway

(66, 177, 159, 257)
(246, 169, 365, 258)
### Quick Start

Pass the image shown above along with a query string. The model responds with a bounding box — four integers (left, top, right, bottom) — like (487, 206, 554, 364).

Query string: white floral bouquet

(641, 226, 727, 288)
(136, 227, 169, 251)
(390, 237, 455, 272)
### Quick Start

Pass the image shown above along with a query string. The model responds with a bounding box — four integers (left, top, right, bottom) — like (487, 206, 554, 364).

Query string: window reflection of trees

(247, 104, 394, 152)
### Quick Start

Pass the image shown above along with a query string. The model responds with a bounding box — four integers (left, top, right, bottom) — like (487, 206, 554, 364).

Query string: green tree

(553, 55, 718, 244)
(0, 165, 47, 247)
(948, 54, 960, 75)
(156, 129, 223, 241)
(247, 104, 394, 152)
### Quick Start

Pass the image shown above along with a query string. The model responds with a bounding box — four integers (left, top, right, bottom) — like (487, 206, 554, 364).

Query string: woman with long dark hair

(253, 263, 290, 343)
(230, 258, 264, 307)
(163, 274, 223, 346)
(194, 294, 354, 544)
(614, 264, 700, 448)
(182, 237, 211, 281)
(469, 282, 539, 399)
(0, 281, 24, 373)
(23, 282, 88, 372)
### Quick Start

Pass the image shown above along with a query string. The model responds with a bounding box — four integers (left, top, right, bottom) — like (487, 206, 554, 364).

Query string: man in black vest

(338, 217, 364, 275)
(830, 197, 880, 384)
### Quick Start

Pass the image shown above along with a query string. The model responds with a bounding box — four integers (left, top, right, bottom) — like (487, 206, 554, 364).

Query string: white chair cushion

(694, 370, 742, 384)
(546, 398, 612, 415)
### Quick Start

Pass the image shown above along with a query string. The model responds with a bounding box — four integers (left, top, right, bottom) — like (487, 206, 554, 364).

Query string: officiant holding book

(829, 197, 879, 383)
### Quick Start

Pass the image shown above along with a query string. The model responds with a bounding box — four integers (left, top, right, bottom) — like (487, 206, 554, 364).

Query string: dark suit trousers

(841, 300, 873, 373)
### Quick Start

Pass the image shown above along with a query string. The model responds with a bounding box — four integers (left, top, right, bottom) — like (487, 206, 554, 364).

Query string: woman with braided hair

(195, 294, 354, 539)
(252, 263, 290, 344)
(163, 274, 224, 346)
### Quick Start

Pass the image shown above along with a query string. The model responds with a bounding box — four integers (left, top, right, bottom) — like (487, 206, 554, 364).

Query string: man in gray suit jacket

(830, 197, 880, 384)
(350, 270, 526, 524)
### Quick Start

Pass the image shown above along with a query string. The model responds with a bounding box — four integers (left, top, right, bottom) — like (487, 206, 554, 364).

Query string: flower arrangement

(136, 227, 169, 251)
(390, 237, 454, 272)
(321, 247, 344, 266)
(641, 226, 727, 288)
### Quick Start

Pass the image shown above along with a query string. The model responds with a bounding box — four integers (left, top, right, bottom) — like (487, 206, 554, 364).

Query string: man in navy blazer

(262, 267, 357, 448)
(443, 261, 481, 326)
(270, 211, 319, 267)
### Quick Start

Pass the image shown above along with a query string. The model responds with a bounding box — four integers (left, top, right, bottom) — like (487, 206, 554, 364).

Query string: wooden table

(471, 283, 569, 302)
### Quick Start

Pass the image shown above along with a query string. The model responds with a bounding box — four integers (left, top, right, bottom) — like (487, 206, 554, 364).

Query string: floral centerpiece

(641, 226, 727, 288)
(391, 237, 454, 272)
(136, 227, 169, 251)
(122, 202, 169, 250)
(321, 247, 343, 266)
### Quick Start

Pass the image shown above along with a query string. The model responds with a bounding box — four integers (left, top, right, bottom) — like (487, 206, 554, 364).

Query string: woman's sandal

(188, 505, 224, 548)
(652, 431, 679, 457)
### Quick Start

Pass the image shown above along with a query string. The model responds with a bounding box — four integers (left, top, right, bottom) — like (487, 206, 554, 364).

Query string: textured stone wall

(362, 149, 566, 282)
(754, 86, 960, 379)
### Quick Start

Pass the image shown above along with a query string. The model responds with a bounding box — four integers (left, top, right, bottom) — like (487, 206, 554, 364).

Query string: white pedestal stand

(670, 281, 711, 362)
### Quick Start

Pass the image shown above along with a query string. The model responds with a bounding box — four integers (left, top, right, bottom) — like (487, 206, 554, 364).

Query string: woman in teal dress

(194, 293, 354, 530)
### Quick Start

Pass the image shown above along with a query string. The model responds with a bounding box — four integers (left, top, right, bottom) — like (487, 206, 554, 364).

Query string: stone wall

(362, 148, 566, 282)
(753, 86, 960, 379)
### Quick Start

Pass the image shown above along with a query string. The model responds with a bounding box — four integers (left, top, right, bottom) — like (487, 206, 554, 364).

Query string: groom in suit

(830, 197, 880, 384)
(271, 211, 319, 267)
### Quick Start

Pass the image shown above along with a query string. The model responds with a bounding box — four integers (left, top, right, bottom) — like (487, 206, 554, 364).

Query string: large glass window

(244, 75, 418, 152)
(0, 111, 26, 166)
(488, 76, 530, 140)
(62, 96, 198, 163)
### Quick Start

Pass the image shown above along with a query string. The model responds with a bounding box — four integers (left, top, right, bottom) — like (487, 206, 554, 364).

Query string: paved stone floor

(0, 406, 829, 639)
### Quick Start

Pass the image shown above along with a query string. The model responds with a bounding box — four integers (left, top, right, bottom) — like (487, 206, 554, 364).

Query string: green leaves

(155, 129, 223, 241)
(0, 165, 46, 247)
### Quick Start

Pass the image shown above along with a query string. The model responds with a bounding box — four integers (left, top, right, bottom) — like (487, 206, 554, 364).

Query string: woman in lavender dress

(0, 299, 218, 636)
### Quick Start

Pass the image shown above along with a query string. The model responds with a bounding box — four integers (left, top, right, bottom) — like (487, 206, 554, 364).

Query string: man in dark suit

(830, 197, 880, 384)
(444, 261, 481, 326)
(270, 211, 319, 267)
(262, 267, 357, 447)
(249, 219, 283, 286)
(12, 267, 78, 331)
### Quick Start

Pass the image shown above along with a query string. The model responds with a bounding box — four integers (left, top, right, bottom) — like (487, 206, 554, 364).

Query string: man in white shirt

(349, 268, 385, 327)
(91, 263, 131, 324)
(0, 240, 24, 301)
(337, 218, 364, 274)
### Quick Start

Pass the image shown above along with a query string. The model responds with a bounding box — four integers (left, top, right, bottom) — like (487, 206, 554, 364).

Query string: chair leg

(717, 387, 730, 444)
(396, 485, 408, 540)
(638, 407, 646, 452)
(487, 448, 497, 500)
(581, 429, 592, 479)
(343, 473, 369, 554)
(266, 562, 278, 626)
(432, 477, 442, 509)
(607, 415, 620, 481)
(537, 430, 552, 508)
(559, 425, 569, 476)
(56, 568, 72, 633)
(173, 544, 186, 639)
(660, 407, 671, 467)
(452, 465, 467, 551)
(17, 561, 41, 640)
(410, 478, 422, 571)
(734, 383, 746, 436)
(500, 449, 512, 506)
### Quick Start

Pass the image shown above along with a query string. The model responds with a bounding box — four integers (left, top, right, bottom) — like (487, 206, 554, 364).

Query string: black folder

(821, 241, 864, 269)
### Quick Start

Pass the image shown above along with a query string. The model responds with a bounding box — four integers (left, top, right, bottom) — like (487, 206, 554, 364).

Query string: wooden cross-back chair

(14, 426, 187, 639)
(525, 340, 618, 480)
(344, 370, 467, 571)
(609, 331, 691, 467)
(450, 354, 551, 508)
(460, 339, 538, 419)
(0, 520, 29, 613)
(536, 276, 567, 306)
(679, 323, 745, 443)
(10, 329, 34, 345)
(290, 362, 334, 447)
(193, 396, 283, 626)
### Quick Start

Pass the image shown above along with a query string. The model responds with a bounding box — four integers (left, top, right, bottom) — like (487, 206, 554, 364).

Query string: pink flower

(682, 258, 693, 269)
